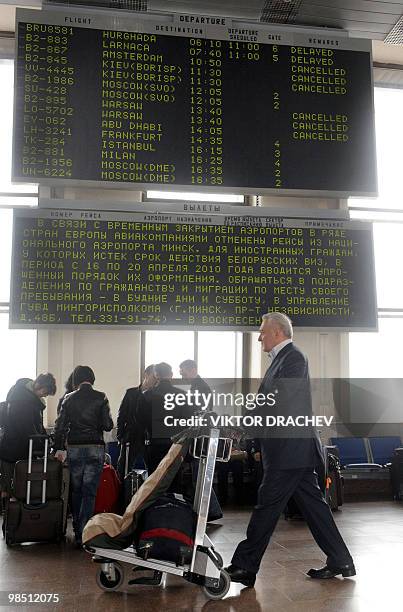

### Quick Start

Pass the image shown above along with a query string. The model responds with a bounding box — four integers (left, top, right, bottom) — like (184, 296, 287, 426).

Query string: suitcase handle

(27, 436, 49, 505)
(29, 434, 50, 439)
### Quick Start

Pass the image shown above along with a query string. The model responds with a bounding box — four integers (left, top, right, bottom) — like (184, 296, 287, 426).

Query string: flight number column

(189, 38, 223, 186)
(18, 24, 75, 180)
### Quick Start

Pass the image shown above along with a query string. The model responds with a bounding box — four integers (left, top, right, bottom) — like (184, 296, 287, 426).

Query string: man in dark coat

(179, 360, 222, 520)
(0, 374, 57, 494)
(179, 359, 212, 410)
(225, 312, 355, 586)
(145, 362, 191, 474)
(116, 364, 156, 479)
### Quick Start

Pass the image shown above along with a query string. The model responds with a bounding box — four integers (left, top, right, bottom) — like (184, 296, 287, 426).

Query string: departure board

(10, 206, 377, 331)
(13, 8, 376, 197)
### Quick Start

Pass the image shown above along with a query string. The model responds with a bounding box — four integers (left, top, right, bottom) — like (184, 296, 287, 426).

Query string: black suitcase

(123, 443, 147, 508)
(124, 470, 147, 508)
(390, 448, 403, 501)
(13, 457, 63, 501)
(136, 494, 195, 564)
(4, 436, 64, 545)
(5, 499, 64, 546)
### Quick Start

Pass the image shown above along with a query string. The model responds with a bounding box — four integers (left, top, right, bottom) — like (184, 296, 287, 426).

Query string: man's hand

(253, 452, 261, 462)
(54, 450, 67, 463)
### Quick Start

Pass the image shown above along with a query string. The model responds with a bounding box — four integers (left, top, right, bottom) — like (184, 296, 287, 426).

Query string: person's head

(154, 362, 173, 382)
(179, 359, 198, 380)
(259, 312, 293, 353)
(33, 373, 57, 398)
(65, 372, 75, 394)
(72, 365, 95, 387)
(142, 364, 156, 391)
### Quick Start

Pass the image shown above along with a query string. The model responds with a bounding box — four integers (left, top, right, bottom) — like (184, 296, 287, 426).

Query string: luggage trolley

(87, 428, 233, 600)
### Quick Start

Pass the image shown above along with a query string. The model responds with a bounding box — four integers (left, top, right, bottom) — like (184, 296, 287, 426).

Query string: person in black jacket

(179, 359, 212, 410)
(54, 365, 113, 546)
(145, 362, 192, 474)
(225, 312, 355, 587)
(116, 364, 156, 479)
(0, 374, 57, 495)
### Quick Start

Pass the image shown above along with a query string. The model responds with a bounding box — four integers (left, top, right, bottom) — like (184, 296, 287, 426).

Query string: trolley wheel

(213, 551, 224, 569)
(96, 562, 124, 592)
(202, 569, 231, 600)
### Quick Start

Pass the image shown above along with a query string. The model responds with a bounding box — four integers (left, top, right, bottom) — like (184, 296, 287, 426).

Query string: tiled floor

(1, 501, 402, 611)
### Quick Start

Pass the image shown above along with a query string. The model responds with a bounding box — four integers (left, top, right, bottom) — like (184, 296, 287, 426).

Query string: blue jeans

(67, 445, 104, 541)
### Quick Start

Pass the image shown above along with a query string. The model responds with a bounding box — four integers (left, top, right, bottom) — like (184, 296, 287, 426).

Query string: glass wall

(349, 86, 403, 375)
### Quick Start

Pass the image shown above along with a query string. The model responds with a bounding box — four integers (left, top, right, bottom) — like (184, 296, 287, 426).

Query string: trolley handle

(192, 436, 233, 463)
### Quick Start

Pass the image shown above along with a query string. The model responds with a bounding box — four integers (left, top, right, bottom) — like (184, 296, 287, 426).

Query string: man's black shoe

(225, 564, 256, 587)
(307, 563, 356, 579)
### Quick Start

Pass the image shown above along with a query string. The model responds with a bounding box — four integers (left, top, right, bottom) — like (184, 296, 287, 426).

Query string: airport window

(349, 87, 403, 211)
(349, 316, 403, 378)
(144, 330, 242, 379)
(144, 330, 195, 377)
(197, 331, 243, 378)
(349, 86, 403, 376)
(0, 311, 37, 400)
(0, 208, 12, 302)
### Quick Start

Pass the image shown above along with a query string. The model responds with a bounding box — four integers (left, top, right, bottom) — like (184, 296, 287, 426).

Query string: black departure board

(10, 205, 377, 330)
(12, 8, 376, 197)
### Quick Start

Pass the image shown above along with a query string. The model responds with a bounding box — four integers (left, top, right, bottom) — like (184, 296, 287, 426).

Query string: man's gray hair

(262, 312, 293, 338)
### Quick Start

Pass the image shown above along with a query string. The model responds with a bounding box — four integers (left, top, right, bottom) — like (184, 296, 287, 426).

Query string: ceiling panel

(298, 7, 399, 26)
(1, 0, 403, 47)
(305, 0, 403, 16)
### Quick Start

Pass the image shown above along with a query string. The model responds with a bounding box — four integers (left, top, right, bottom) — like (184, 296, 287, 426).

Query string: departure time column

(188, 38, 224, 186)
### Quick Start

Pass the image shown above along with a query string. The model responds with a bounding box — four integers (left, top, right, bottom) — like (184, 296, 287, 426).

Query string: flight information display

(10, 206, 377, 330)
(13, 8, 376, 196)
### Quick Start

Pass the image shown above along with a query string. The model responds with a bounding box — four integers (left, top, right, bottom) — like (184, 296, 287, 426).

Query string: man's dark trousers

(232, 464, 353, 574)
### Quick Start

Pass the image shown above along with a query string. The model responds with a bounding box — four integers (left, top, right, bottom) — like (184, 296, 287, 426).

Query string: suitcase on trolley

(136, 494, 195, 564)
(124, 470, 147, 509)
(4, 436, 64, 546)
(122, 443, 147, 509)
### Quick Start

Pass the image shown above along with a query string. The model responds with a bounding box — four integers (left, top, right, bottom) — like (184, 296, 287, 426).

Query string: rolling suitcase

(94, 463, 121, 514)
(124, 469, 147, 508)
(13, 455, 63, 501)
(5, 436, 64, 546)
(390, 448, 403, 501)
(123, 442, 147, 508)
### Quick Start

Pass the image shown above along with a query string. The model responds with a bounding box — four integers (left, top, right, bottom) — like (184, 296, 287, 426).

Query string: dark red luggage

(94, 464, 121, 514)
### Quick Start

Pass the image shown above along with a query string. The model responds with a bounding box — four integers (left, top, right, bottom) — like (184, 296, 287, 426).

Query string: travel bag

(5, 436, 64, 545)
